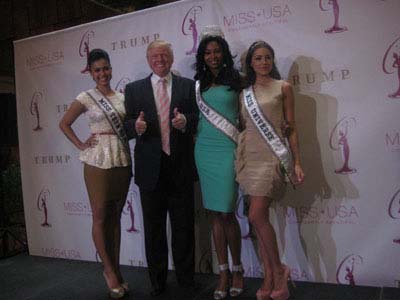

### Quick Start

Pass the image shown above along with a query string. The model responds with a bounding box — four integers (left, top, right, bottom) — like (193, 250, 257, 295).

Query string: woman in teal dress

(194, 33, 244, 300)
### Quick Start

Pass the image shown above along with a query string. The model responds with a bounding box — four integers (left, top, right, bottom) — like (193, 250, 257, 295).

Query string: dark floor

(0, 253, 399, 300)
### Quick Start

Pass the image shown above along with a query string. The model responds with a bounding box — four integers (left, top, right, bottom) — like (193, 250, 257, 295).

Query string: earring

(223, 63, 227, 68)
(203, 65, 207, 71)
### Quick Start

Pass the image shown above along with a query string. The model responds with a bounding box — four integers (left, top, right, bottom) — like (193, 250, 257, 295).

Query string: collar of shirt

(151, 72, 172, 90)
(151, 72, 172, 112)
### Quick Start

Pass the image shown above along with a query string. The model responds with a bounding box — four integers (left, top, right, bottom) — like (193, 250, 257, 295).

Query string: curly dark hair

(245, 41, 281, 87)
(87, 48, 110, 69)
(194, 36, 242, 92)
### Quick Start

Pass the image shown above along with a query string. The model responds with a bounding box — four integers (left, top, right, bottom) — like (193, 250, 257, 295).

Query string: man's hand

(172, 107, 186, 130)
(135, 111, 147, 135)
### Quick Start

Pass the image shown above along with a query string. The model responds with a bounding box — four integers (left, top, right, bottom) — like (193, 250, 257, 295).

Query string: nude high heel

(256, 288, 271, 300)
(103, 271, 126, 299)
(270, 264, 293, 300)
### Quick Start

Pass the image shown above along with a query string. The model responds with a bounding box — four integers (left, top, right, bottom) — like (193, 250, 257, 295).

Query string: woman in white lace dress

(59, 49, 131, 299)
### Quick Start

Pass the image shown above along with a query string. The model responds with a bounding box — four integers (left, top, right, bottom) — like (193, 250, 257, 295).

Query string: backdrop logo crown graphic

(123, 190, 139, 233)
(388, 188, 400, 219)
(115, 77, 132, 93)
(182, 5, 202, 55)
(329, 116, 357, 174)
(320, 0, 348, 34)
(37, 187, 51, 227)
(30, 91, 44, 131)
(336, 254, 363, 285)
(79, 30, 95, 74)
(382, 36, 400, 98)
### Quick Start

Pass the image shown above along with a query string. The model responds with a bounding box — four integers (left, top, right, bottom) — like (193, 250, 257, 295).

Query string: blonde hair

(146, 40, 174, 58)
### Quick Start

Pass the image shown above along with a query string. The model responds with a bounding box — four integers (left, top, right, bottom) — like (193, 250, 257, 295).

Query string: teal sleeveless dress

(195, 85, 239, 213)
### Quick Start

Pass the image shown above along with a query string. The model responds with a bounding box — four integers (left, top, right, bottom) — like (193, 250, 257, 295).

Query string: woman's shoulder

(276, 79, 291, 88)
(75, 90, 92, 105)
(279, 80, 293, 95)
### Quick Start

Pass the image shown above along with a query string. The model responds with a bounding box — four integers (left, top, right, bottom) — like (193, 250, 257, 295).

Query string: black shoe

(150, 286, 166, 297)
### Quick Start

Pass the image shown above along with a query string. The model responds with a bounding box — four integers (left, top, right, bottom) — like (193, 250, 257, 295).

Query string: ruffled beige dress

(76, 90, 131, 169)
(235, 80, 286, 199)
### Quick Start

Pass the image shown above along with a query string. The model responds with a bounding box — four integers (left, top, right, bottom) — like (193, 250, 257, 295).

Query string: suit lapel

(144, 75, 160, 132)
(144, 75, 157, 113)
(170, 74, 179, 118)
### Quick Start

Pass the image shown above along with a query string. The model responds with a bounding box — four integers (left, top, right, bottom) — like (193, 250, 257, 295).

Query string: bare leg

(84, 164, 121, 289)
(210, 211, 230, 293)
(220, 212, 243, 292)
(248, 196, 284, 292)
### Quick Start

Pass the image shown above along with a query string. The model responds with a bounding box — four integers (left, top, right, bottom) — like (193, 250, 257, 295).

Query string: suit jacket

(124, 73, 198, 191)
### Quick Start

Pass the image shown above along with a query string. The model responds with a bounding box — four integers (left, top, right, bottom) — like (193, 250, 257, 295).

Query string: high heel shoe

(121, 282, 129, 293)
(213, 264, 230, 300)
(229, 264, 244, 297)
(108, 286, 125, 299)
(270, 264, 292, 300)
(103, 272, 126, 299)
(256, 288, 271, 300)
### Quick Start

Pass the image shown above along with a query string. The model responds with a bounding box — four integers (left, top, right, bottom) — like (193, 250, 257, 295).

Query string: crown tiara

(200, 25, 225, 41)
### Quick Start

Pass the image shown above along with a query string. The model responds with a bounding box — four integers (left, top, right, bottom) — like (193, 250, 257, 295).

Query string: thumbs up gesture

(172, 107, 186, 130)
(135, 111, 147, 135)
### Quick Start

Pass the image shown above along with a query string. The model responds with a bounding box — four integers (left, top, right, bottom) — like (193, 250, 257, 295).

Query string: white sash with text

(86, 89, 129, 151)
(243, 86, 293, 183)
(195, 81, 239, 144)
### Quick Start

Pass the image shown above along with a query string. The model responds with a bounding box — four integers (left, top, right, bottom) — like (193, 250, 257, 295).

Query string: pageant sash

(195, 80, 239, 144)
(243, 86, 294, 185)
(86, 89, 129, 151)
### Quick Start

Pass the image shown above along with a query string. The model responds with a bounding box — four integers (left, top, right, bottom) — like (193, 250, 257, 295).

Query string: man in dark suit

(124, 40, 198, 297)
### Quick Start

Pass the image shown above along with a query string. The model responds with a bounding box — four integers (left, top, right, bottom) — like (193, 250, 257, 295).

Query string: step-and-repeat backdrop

(14, 0, 400, 287)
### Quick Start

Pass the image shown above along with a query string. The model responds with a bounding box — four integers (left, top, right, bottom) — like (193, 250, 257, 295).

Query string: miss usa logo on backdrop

(329, 116, 357, 174)
(182, 5, 202, 55)
(320, 0, 348, 34)
(336, 254, 363, 286)
(30, 91, 44, 131)
(388, 188, 400, 219)
(37, 187, 51, 227)
(123, 190, 139, 233)
(115, 77, 131, 94)
(79, 30, 95, 74)
(382, 36, 400, 98)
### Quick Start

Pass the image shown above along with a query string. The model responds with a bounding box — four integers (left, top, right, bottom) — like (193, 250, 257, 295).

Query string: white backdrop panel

(14, 0, 400, 287)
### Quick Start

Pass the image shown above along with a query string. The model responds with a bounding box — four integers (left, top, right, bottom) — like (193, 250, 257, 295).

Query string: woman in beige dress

(236, 41, 305, 300)
(59, 49, 131, 299)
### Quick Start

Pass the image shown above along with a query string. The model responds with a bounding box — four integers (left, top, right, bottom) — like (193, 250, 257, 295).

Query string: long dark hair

(245, 41, 281, 87)
(194, 36, 242, 92)
(87, 48, 110, 69)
